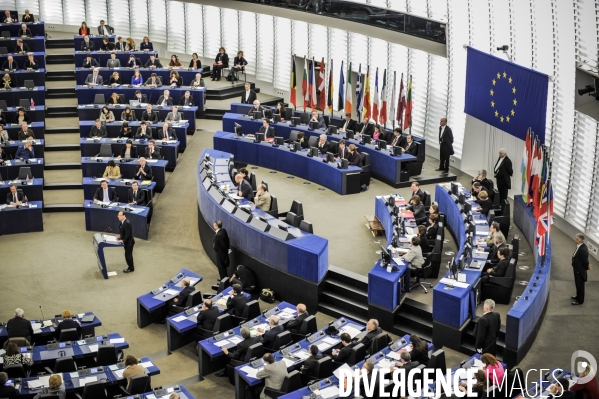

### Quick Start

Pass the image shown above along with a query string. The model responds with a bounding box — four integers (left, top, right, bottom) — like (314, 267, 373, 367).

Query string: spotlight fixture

(496, 45, 509, 52)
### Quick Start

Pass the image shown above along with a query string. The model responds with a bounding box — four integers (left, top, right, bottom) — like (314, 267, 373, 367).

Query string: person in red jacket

(571, 361, 599, 399)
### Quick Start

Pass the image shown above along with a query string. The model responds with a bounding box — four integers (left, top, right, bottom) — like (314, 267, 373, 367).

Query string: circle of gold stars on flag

(490, 71, 516, 123)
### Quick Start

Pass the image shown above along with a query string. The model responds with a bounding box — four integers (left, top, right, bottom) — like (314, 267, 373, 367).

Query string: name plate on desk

(234, 207, 252, 223)
(249, 216, 270, 232)
(208, 185, 225, 205)
(268, 225, 295, 241)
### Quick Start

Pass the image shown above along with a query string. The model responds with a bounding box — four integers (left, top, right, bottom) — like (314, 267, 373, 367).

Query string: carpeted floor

(1, 116, 597, 398)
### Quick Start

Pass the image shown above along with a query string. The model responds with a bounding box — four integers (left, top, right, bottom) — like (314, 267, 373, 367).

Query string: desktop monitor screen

(468, 221, 476, 236)
(234, 123, 243, 137)
(252, 111, 262, 120)
(377, 139, 387, 150)
(284, 108, 293, 120)
(328, 126, 337, 135)
(326, 152, 335, 163)
(450, 182, 459, 195)
(309, 121, 319, 130)
(362, 134, 372, 145)
(309, 147, 319, 157)
(255, 133, 265, 143)
(275, 136, 284, 146)
(290, 117, 300, 126)
(345, 130, 355, 140)
(458, 193, 465, 205)
(273, 114, 282, 123)
(291, 142, 301, 152)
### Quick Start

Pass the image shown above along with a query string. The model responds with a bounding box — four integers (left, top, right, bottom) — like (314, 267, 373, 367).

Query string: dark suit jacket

(55, 318, 81, 337)
(94, 187, 118, 202)
(6, 191, 25, 204)
(426, 223, 439, 241)
(120, 146, 138, 158)
(80, 40, 94, 51)
(258, 125, 275, 139)
(419, 234, 431, 254)
(23, 59, 38, 70)
(97, 24, 114, 35)
(214, 53, 229, 68)
(475, 198, 492, 215)
(145, 147, 161, 159)
(240, 90, 257, 104)
(227, 336, 261, 360)
(114, 41, 126, 51)
(213, 228, 229, 254)
(89, 125, 107, 138)
(404, 141, 418, 156)
(285, 312, 309, 333)
(247, 106, 263, 116)
(226, 294, 247, 317)
(302, 354, 323, 375)
(573, 243, 589, 282)
(410, 347, 429, 366)
(134, 164, 153, 180)
(488, 258, 509, 277)
(175, 286, 195, 306)
(135, 128, 153, 140)
(238, 179, 254, 202)
(333, 342, 356, 363)
(144, 59, 163, 68)
(337, 146, 349, 159)
(18, 28, 32, 37)
(119, 218, 135, 246)
(197, 306, 219, 331)
(348, 151, 362, 166)
(493, 156, 513, 189)
(488, 243, 505, 264)
(6, 316, 33, 343)
(179, 96, 194, 106)
(156, 96, 173, 106)
(340, 119, 357, 132)
(261, 325, 284, 349)
(439, 125, 454, 153)
(389, 134, 406, 148)
(0, 385, 18, 397)
(128, 189, 146, 206)
(358, 122, 375, 137)
(475, 311, 501, 352)
(141, 111, 159, 123)
(127, 58, 142, 68)
(82, 59, 100, 68)
(317, 142, 330, 155)
(101, 42, 115, 51)
(2, 60, 18, 70)
(360, 327, 382, 349)
(155, 128, 175, 141)
(15, 43, 29, 53)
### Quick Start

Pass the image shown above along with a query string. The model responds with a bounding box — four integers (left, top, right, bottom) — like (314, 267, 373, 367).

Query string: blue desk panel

(73, 34, 115, 50)
(78, 120, 188, 151)
(80, 138, 179, 168)
(0, 86, 45, 106)
(0, 178, 43, 201)
(82, 177, 156, 202)
(1, 105, 45, 123)
(74, 50, 158, 66)
(77, 85, 204, 112)
(78, 103, 197, 135)
(1, 138, 44, 158)
(4, 121, 44, 140)
(0, 21, 44, 37)
(214, 131, 362, 195)
(222, 113, 417, 185)
(81, 157, 167, 190)
(0, 158, 44, 179)
(0, 69, 46, 86)
(0, 202, 42, 236)
(0, 36, 45, 52)
(75, 67, 204, 88)
(198, 149, 329, 283)
(84, 199, 150, 239)
(0, 51, 45, 68)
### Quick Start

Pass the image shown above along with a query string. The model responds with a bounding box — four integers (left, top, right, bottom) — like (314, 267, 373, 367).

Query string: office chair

(75, 380, 108, 399)
(249, 173, 257, 191)
(423, 191, 431, 211)
(428, 349, 446, 372)
(409, 256, 434, 293)
(0, 47, 8, 55)
(45, 356, 77, 374)
(0, 99, 7, 109)
(307, 135, 318, 148)
(197, 313, 233, 339)
(4, 363, 28, 378)
(2, 337, 30, 349)
(169, 290, 203, 316)
(19, 99, 30, 109)
(0, 31, 9, 38)
(360, 152, 371, 186)
(59, 328, 80, 342)
(118, 94, 126, 104)
(284, 108, 293, 120)
(298, 220, 313, 234)
(209, 277, 230, 294)
(369, 333, 391, 355)
(94, 344, 120, 366)
(230, 300, 261, 327)
(266, 194, 278, 217)
(93, 94, 106, 105)
(481, 258, 517, 304)
(299, 112, 310, 125)
(313, 356, 335, 379)
(227, 342, 265, 385)
(429, 235, 443, 278)
(323, 115, 330, 127)
(288, 130, 300, 143)
(95, 144, 113, 157)
(263, 370, 302, 399)
(263, 331, 292, 352)
(279, 200, 304, 222)
(328, 140, 338, 155)
(17, 167, 33, 179)
(345, 343, 366, 366)
(290, 315, 317, 343)
(24, 80, 34, 89)
(284, 211, 300, 228)
(120, 374, 151, 395)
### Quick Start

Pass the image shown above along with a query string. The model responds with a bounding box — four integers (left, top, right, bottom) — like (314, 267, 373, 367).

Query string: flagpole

(293, 54, 296, 111)
(391, 71, 396, 130)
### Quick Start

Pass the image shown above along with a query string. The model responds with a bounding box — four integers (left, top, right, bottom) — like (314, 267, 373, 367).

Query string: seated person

(109, 72, 122, 86)
(471, 182, 487, 198)
(122, 356, 147, 392)
(141, 105, 159, 123)
(133, 90, 148, 103)
(119, 123, 135, 139)
(234, 173, 254, 202)
(135, 122, 153, 140)
(13, 108, 29, 124)
(426, 214, 439, 240)
(247, 100, 262, 116)
(295, 131, 309, 149)
(388, 127, 406, 147)
(396, 236, 424, 273)
(406, 195, 426, 220)
(108, 92, 124, 105)
(257, 118, 275, 141)
(256, 315, 284, 349)
(54, 309, 82, 338)
(121, 106, 137, 121)
(156, 90, 173, 106)
(219, 327, 260, 369)
(17, 122, 34, 140)
(481, 247, 510, 283)
(15, 39, 29, 54)
(18, 24, 31, 37)
(417, 225, 431, 253)
(131, 70, 143, 85)
(309, 110, 326, 129)
(168, 70, 183, 87)
(15, 141, 34, 160)
(3, 10, 14, 23)
(114, 36, 126, 51)
(477, 222, 504, 248)
(300, 345, 323, 384)
(156, 122, 176, 141)
(0, 372, 18, 398)
(373, 125, 382, 141)
(356, 117, 375, 137)
(389, 351, 421, 375)
(32, 374, 65, 399)
(82, 54, 99, 68)
(479, 233, 506, 265)
(127, 54, 142, 68)
(6, 184, 25, 205)
(80, 35, 93, 51)
(118, 140, 138, 159)
(93, 180, 118, 203)
(128, 181, 146, 206)
(458, 370, 487, 398)
(230, 265, 257, 293)
(140, 36, 153, 51)
(197, 299, 219, 338)
(134, 157, 153, 180)
(347, 144, 362, 166)
(339, 113, 357, 133)
(409, 182, 425, 204)
(6, 308, 33, 343)
(472, 169, 492, 191)
(337, 139, 349, 159)
(404, 134, 418, 155)
(144, 140, 161, 159)
(189, 52, 202, 69)
(85, 69, 104, 86)
(89, 119, 107, 138)
(102, 159, 121, 178)
(165, 106, 182, 123)
(474, 190, 492, 215)
(253, 184, 271, 212)
(168, 278, 195, 314)
(2, 56, 18, 71)
(317, 134, 329, 154)
(0, 129, 8, 145)
(23, 53, 38, 70)
(179, 91, 194, 106)
(190, 73, 204, 87)
(144, 73, 162, 87)
(100, 106, 115, 123)
(481, 353, 505, 386)
(285, 304, 309, 333)
(2, 341, 33, 367)
(144, 54, 162, 68)
(225, 284, 247, 317)
(106, 52, 121, 68)
(357, 319, 382, 350)
(331, 333, 356, 363)
(2, 73, 13, 88)
(168, 54, 182, 69)
(100, 37, 115, 51)
(408, 335, 430, 366)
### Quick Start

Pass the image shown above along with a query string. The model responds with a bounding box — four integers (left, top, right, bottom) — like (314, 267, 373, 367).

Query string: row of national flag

(290, 56, 413, 129)
(520, 128, 554, 257)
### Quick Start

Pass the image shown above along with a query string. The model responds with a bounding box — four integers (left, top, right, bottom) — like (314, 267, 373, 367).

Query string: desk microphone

(39, 305, 45, 321)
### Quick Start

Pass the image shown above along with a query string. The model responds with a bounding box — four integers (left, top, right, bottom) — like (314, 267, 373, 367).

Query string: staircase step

(46, 39, 75, 49)
(321, 291, 367, 312)
(47, 87, 77, 98)
(203, 112, 225, 120)
(45, 144, 81, 152)
(43, 204, 84, 212)
(326, 265, 369, 292)
(47, 54, 75, 65)
(46, 106, 78, 118)
(318, 302, 368, 326)
(45, 127, 80, 134)
(46, 70, 75, 81)
(392, 321, 433, 343)
(399, 298, 433, 321)
(323, 278, 367, 304)
(44, 182, 83, 190)
(45, 162, 81, 170)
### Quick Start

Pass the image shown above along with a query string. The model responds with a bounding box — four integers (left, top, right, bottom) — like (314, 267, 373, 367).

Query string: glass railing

(231, 0, 446, 44)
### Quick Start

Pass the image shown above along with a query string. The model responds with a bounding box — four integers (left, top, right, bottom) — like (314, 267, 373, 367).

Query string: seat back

(128, 374, 151, 394)
(346, 343, 366, 366)
(423, 191, 431, 210)
(81, 381, 108, 399)
(299, 112, 310, 125)
(54, 356, 77, 373)
(0, 47, 8, 55)
(0, 100, 7, 109)
(289, 130, 300, 142)
(308, 135, 318, 148)
(284, 108, 293, 120)
(0, 31, 10, 38)
(511, 235, 520, 261)
(59, 328, 80, 342)
(299, 220, 313, 234)
(360, 152, 371, 169)
(93, 93, 106, 104)
(249, 173, 257, 191)
(118, 94, 126, 104)
(96, 344, 117, 366)
(285, 211, 299, 228)
(38, 394, 61, 399)
(282, 370, 303, 393)
(261, 180, 269, 192)
(186, 290, 203, 308)
(492, 189, 500, 206)
(328, 140, 338, 155)
(267, 194, 278, 217)
(290, 200, 303, 218)
(4, 363, 25, 378)
(505, 258, 516, 279)
(323, 115, 330, 127)
(3, 337, 30, 348)
(369, 332, 391, 354)
(428, 349, 446, 372)
(244, 300, 261, 320)
(98, 143, 113, 157)
(314, 356, 334, 378)
(24, 80, 34, 89)
(19, 99, 30, 109)
(299, 315, 318, 335)
(244, 342, 265, 362)
(214, 313, 233, 333)
(18, 166, 33, 179)
(270, 331, 292, 351)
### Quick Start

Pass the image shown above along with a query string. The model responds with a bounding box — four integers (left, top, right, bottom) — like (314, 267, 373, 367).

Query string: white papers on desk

(147, 159, 159, 163)
(316, 338, 337, 351)
(173, 316, 187, 323)
(322, 337, 339, 346)
(113, 369, 125, 379)
(292, 350, 310, 360)
(241, 366, 263, 379)
(189, 277, 200, 286)
(282, 358, 295, 368)
(214, 340, 230, 348)
(88, 344, 99, 352)
(386, 351, 402, 361)
(164, 289, 179, 296)
(439, 278, 470, 289)
(79, 376, 98, 386)
(141, 361, 154, 369)
(33, 328, 42, 334)
(375, 359, 394, 370)
(216, 297, 229, 307)
(110, 338, 125, 344)
(339, 325, 361, 339)
(28, 375, 58, 389)
(281, 307, 296, 314)
(103, 235, 119, 243)
(398, 237, 411, 243)
(333, 363, 354, 380)
(319, 386, 340, 399)
(472, 359, 484, 369)
(42, 320, 53, 328)
(229, 336, 243, 345)
(31, 322, 42, 330)
(77, 313, 85, 319)
(252, 323, 269, 332)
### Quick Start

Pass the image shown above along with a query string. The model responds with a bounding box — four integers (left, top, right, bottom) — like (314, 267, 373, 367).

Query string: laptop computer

(129, 99, 140, 106)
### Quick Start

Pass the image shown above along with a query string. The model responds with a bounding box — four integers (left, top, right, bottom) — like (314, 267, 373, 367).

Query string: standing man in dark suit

(117, 211, 135, 273)
(225, 284, 247, 317)
(475, 299, 501, 355)
(338, 113, 357, 133)
(493, 148, 513, 204)
(213, 220, 230, 279)
(240, 83, 257, 104)
(572, 233, 591, 305)
(436, 117, 453, 173)
(285, 303, 308, 333)
(197, 299, 220, 337)
(301, 345, 323, 384)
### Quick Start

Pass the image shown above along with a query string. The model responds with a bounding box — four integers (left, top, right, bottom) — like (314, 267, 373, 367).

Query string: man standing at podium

(117, 211, 135, 273)
(213, 220, 230, 279)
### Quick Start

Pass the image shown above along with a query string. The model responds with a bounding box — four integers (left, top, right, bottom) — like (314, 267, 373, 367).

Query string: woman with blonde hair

(33, 374, 65, 399)
(2, 73, 13, 89)
(125, 37, 136, 51)
(109, 71, 121, 86)
(571, 360, 599, 399)
(54, 309, 82, 339)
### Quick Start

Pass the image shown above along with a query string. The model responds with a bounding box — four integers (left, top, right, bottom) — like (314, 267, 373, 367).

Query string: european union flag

(464, 47, 549, 142)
